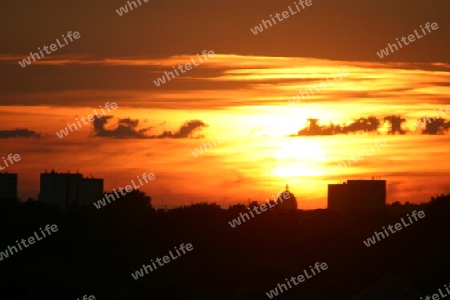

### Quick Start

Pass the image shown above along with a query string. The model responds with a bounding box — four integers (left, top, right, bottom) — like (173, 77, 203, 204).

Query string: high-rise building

(0, 173, 18, 201)
(39, 170, 103, 210)
(328, 179, 386, 213)
(79, 177, 103, 206)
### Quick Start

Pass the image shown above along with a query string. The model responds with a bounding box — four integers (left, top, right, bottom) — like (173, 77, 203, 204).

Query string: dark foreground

(0, 191, 449, 300)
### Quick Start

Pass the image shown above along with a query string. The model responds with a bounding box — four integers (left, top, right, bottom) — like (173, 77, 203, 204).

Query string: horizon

(3, 167, 442, 209)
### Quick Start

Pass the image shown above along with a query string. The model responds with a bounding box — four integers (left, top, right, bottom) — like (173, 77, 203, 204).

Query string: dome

(278, 184, 298, 210)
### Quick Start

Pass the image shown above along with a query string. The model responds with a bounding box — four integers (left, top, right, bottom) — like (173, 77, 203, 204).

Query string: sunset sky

(1, 0, 449, 208)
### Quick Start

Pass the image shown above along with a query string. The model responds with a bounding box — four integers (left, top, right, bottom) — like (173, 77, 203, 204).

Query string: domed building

(277, 184, 298, 210)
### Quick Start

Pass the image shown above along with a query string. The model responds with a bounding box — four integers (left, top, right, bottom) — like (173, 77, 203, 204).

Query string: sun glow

(271, 140, 329, 177)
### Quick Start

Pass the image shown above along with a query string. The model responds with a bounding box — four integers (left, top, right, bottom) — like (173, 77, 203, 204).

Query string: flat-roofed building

(79, 178, 103, 206)
(39, 170, 103, 210)
(0, 173, 18, 201)
(328, 179, 386, 213)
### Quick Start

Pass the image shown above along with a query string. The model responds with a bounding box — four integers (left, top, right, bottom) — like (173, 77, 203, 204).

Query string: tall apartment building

(79, 177, 104, 206)
(328, 179, 386, 213)
(39, 170, 103, 210)
(0, 173, 18, 201)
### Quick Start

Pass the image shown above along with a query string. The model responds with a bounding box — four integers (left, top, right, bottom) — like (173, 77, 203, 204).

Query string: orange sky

(1, 55, 450, 208)
(1, 0, 449, 208)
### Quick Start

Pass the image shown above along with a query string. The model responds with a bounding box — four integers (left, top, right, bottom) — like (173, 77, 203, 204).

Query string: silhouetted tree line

(0, 191, 450, 299)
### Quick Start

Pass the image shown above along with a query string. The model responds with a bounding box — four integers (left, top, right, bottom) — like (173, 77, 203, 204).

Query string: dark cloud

(0, 128, 41, 139)
(344, 116, 381, 134)
(157, 120, 206, 139)
(297, 116, 382, 136)
(93, 116, 206, 139)
(419, 117, 450, 135)
(93, 116, 151, 138)
(118, 118, 140, 127)
(384, 115, 406, 135)
(295, 115, 450, 136)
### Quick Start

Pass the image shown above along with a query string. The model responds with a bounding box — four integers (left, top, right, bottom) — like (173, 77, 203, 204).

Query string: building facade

(79, 178, 103, 206)
(39, 171, 103, 210)
(0, 173, 18, 201)
(328, 179, 386, 213)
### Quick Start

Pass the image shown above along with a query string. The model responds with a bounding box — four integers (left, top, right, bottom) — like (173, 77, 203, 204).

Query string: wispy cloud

(2, 55, 449, 113)
(0, 128, 42, 139)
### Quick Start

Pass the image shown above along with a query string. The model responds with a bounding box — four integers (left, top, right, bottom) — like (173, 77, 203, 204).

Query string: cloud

(419, 117, 450, 135)
(0, 128, 41, 139)
(296, 115, 416, 136)
(93, 116, 206, 139)
(2, 55, 450, 112)
(297, 116, 383, 136)
(93, 116, 151, 138)
(156, 120, 206, 139)
(384, 115, 406, 135)
(118, 118, 140, 127)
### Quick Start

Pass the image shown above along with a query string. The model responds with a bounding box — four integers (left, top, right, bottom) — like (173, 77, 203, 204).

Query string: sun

(271, 139, 329, 177)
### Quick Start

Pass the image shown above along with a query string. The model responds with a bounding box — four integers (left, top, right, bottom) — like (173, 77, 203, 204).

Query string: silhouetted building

(0, 173, 18, 201)
(39, 170, 103, 210)
(277, 184, 298, 210)
(328, 179, 386, 212)
(79, 177, 104, 206)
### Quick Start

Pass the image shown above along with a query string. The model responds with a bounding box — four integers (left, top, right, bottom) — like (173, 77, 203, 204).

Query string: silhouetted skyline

(1, 0, 449, 299)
